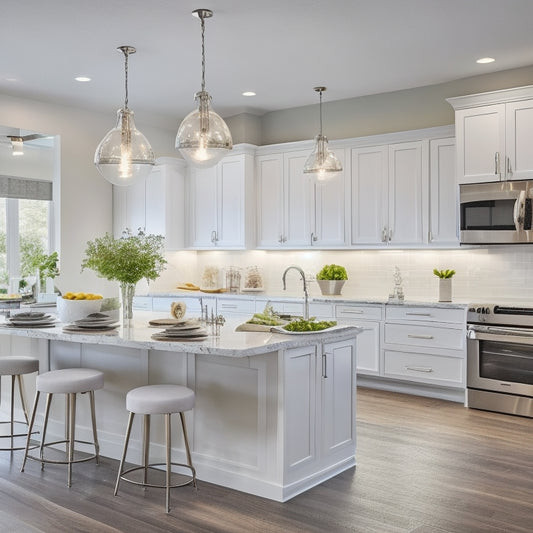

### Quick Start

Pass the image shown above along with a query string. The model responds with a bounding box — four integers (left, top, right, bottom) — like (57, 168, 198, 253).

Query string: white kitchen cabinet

(256, 149, 346, 248)
(187, 147, 255, 249)
(351, 141, 428, 246)
(284, 337, 356, 481)
(113, 157, 186, 249)
(336, 303, 382, 376)
(448, 87, 533, 184)
(383, 304, 466, 388)
(429, 138, 458, 246)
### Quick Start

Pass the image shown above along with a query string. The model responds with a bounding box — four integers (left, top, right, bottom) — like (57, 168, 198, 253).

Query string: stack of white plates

(6, 311, 57, 328)
(62, 312, 119, 333)
(151, 320, 208, 342)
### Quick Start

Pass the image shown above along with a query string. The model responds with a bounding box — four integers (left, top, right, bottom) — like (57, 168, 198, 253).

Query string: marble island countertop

(0, 312, 362, 358)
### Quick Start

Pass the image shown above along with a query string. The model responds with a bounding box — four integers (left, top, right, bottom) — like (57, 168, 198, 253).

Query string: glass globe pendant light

(94, 46, 155, 186)
(303, 87, 343, 180)
(176, 8, 232, 168)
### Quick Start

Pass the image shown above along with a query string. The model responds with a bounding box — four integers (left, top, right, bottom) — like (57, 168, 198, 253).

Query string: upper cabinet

(187, 146, 255, 249)
(448, 86, 533, 184)
(113, 157, 186, 250)
(256, 148, 347, 248)
(351, 140, 428, 246)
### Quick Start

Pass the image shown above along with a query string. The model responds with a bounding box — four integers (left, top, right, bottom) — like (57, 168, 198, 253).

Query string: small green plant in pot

(433, 268, 455, 302)
(316, 264, 348, 295)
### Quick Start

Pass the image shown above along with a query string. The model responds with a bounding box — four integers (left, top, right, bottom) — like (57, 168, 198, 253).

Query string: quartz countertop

(0, 313, 361, 358)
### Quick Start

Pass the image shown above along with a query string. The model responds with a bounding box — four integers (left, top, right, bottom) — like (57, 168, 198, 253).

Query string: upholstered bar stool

(0, 356, 40, 451)
(20, 368, 104, 487)
(114, 384, 197, 513)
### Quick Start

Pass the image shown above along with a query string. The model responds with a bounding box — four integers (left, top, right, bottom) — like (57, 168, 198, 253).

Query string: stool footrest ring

(119, 462, 196, 489)
(25, 438, 99, 465)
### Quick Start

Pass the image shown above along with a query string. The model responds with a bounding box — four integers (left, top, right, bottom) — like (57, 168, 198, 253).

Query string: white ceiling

(2, 0, 533, 130)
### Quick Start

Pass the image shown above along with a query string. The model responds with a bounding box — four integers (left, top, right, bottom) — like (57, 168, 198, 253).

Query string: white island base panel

(0, 325, 358, 502)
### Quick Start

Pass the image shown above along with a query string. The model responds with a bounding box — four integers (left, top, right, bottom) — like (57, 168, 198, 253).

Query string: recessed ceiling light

(242, 91, 256, 97)
(75, 76, 91, 82)
(476, 57, 495, 64)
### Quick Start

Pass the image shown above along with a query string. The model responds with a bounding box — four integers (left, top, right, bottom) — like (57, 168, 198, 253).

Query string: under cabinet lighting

(476, 57, 495, 64)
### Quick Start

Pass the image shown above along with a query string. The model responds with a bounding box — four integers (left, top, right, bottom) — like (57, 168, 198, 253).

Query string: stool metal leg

(21, 391, 40, 472)
(16, 374, 31, 425)
(114, 411, 135, 496)
(88, 391, 100, 464)
(40, 393, 53, 469)
(143, 414, 150, 487)
(180, 411, 197, 489)
(67, 393, 76, 487)
(165, 413, 171, 513)
(9, 376, 15, 451)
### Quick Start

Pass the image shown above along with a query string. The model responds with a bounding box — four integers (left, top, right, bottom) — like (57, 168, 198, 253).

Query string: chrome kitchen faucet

(282, 265, 309, 320)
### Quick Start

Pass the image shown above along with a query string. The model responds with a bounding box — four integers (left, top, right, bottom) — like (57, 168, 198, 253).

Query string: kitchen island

(0, 314, 360, 501)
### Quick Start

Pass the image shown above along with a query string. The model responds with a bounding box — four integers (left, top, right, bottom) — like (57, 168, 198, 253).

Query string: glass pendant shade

(94, 46, 155, 186)
(95, 108, 155, 186)
(176, 90, 232, 168)
(303, 134, 343, 180)
(303, 86, 342, 179)
(176, 9, 232, 168)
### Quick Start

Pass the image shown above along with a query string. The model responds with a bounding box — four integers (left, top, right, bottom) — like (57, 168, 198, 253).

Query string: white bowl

(56, 296, 102, 323)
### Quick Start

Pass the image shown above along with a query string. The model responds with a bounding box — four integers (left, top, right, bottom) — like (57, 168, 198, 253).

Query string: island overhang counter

(0, 315, 361, 502)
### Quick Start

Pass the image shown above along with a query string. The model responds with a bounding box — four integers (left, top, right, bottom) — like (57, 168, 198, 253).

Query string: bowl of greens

(272, 317, 338, 335)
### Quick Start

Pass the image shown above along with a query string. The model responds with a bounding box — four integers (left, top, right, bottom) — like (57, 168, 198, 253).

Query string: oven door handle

(468, 325, 533, 344)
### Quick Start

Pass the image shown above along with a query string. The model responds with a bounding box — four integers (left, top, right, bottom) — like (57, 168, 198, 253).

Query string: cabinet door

(216, 155, 246, 248)
(145, 166, 165, 236)
(455, 104, 505, 184)
(284, 151, 314, 247)
(388, 141, 428, 245)
(188, 166, 218, 247)
(350, 146, 388, 245)
(314, 148, 346, 247)
(429, 138, 458, 246)
(352, 320, 380, 375)
(320, 339, 356, 460)
(256, 153, 284, 247)
(505, 99, 533, 181)
(112, 177, 146, 237)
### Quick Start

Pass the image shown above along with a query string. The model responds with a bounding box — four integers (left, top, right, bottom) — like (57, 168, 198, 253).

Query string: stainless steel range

(467, 304, 533, 417)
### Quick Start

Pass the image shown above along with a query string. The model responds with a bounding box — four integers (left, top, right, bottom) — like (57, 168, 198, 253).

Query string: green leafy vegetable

(316, 264, 348, 280)
(283, 318, 337, 332)
(433, 268, 456, 279)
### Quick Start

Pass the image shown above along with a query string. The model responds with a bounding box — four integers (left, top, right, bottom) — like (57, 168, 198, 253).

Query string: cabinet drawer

(386, 305, 465, 324)
(336, 304, 383, 321)
(383, 349, 464, 386)
(217, 298, 255, 316)
(309, 302, 334, 319)
(384, 323, 464, 350)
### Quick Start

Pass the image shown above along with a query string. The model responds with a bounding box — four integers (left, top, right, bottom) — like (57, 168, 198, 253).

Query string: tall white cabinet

(113, 157, 186, 250)
(187, 145, 255, 249)
(448, 86, 533, 184)
(256, 147, 346, 248)
(351, 140, 428, 246)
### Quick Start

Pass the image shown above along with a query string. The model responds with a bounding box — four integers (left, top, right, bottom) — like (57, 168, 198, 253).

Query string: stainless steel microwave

(459, 180, 533, 244)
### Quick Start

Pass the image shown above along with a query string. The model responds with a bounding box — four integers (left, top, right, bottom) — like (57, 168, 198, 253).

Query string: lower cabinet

(283, 338, 356, 482)
(336, 304, 382, 376)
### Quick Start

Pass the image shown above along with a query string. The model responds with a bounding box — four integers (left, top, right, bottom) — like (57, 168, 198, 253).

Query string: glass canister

(225, 266, 241, 293)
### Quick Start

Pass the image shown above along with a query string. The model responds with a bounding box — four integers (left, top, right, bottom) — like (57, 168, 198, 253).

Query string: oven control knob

(476, 307, 482, 313)
(485, 307, 490, 314)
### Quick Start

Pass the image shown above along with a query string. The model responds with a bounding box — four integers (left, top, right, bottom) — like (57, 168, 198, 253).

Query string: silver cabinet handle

(341, 309, 364, 314)
(311, 232, 318, 244)
(495, 151, 501, 177)
(220, 304, 238, 309)
(382, 227, 388, 242)
(428, 231, 433, 242)
(322, 352, 328, 379)
(405, 365, 433, 373)
(507, 156, 512, 176)
(211, 230, 217, 244)
(388, 228, 393, 242)
(407, 334, 434, 340)
(406, 312, 432, 316)
(278, 235, 284, 244)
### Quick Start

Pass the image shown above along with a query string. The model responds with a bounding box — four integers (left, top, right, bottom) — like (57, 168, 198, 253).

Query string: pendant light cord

(200, 12, 206, 92)
(319, 89, 323, 136)
(123, 50, 129, 110)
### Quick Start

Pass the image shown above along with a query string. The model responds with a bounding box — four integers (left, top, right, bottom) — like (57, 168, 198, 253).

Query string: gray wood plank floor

(0, 387, 532, 533)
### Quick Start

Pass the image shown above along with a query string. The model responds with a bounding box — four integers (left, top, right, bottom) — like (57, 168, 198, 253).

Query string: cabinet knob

(311, 232, 318, 244)
(388, 228, 393, 242)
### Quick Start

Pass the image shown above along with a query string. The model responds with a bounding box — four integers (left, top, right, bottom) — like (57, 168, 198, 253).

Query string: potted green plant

(433, 268, 455, 302)
(81, 230, 167, 323)
(316, 264, 348, 295)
